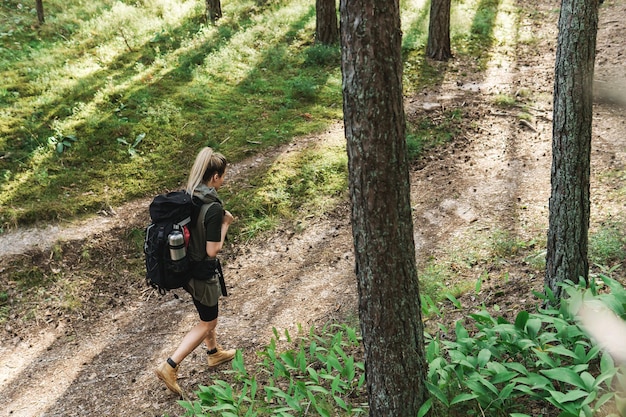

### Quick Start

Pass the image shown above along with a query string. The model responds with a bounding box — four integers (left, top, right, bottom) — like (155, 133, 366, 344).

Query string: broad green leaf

(581, 390, 597, 407)
(547, 345, 578, 360)
(446, 292, 462, 308)
(456, 320, 469, 339)
(526, 318, 542, 339)
(425, 381, 449, 406)
(417, 398, 432, 417)
(333, 395, 348, 411)
(450, 393, 479, 405)
(314, 405, 331, 417)
(580, 372, 595, 391)
(560, 389, 589, 403)
(600, 352, 615, 373)
(534, 350, 557, 368)
(515, 311, 530, 331)
(498, 382, 515, 400)
(491, 371, 518, 385)
(540, 368, 585, 389)
(306, 384, 330, 395)
(477, 349, 491, 367)
(513, 373, 553, 389)
(504, 362, 529, 376)
(594, 392, 615, 410)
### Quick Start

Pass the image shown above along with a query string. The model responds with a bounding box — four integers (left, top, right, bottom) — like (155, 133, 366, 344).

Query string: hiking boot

(207, 346, 236, 367)
(156, 361, 183, 397)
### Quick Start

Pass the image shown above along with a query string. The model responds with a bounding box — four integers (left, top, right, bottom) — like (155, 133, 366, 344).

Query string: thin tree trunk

(426, 0, 452, 61)
(206, 0, 222, 23)
(35, 0, 45, 24)
(545, 0, 599, 300)
(316, 0, 339, 45)
(340, 1, 427, 415)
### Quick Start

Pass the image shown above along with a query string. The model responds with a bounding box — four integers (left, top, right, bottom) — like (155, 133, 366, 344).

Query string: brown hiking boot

(156, 361, 183, 397)
(207, 346, 236, 367)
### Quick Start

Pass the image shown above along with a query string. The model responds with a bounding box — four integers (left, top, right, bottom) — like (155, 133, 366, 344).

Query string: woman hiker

(156, 147, 237, 397)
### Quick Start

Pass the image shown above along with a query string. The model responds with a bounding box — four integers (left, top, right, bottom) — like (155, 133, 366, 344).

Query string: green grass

(589, 220, 626, 268)
(0, 0, 518, 231)
(0, 0, 342, 227)
(224, 142, 349, 240)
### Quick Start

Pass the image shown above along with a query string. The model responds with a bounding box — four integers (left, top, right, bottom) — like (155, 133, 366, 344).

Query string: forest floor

(1, 0, 625, 416)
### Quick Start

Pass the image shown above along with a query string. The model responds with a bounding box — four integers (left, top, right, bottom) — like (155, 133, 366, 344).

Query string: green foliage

(0, 0, 343, 228)
(422, 277, 622, 417)
(589, 221, 626, 267)
(224, 145, 348, 240)
(180, 276, 626, 417)
(180, 324, 367, 416)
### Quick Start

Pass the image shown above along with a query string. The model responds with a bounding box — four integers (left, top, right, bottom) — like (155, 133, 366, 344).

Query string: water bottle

(168, 230, 186, 261)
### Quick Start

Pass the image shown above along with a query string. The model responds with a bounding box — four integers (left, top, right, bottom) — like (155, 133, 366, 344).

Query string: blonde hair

(185, 147, 227, 195)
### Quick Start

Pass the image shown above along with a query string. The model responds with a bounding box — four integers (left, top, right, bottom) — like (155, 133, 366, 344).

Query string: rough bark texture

(316, 0, 339, 45)
(205, 0, 222, 23)
(545, 0, 599, 299)
(340, 1, 427, 415)
(426, 0, 452, 61)
(35, 0, 45, 24)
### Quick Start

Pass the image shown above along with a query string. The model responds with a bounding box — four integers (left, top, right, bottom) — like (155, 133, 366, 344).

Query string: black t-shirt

(203, 202, 223, 243)
(188, 202, 223, 261)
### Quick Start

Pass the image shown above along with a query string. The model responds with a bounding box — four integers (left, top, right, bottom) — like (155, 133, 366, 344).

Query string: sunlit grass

(1, 0, 520, 230)
(224, 141, 348, 240)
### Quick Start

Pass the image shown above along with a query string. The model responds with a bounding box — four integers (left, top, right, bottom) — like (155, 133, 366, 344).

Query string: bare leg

(203, 323, 217, 351)
(170, 319, 216, 365)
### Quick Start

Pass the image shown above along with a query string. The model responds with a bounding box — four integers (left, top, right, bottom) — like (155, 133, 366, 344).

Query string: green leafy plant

(48, 133, 77, 154)
(420, 278, 621, 417)
(117, 133, 145, 158)
(180, 324, 367, 417)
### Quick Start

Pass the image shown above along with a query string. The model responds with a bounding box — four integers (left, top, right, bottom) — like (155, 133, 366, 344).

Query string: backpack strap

(195, 201, 219, 243)
(194, 202, 228, 296)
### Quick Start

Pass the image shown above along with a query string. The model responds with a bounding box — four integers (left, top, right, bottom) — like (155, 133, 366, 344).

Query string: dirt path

(1, 0, 625, 416)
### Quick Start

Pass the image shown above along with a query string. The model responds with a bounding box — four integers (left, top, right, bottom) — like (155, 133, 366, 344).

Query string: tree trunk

(205, 0, 222, 23)
(35, 0, 45, 24)
(426, 0, 452, 61)
(340, 1, 427, 415)
(545, 0, 599, 300)
(316, 0, 338, 45)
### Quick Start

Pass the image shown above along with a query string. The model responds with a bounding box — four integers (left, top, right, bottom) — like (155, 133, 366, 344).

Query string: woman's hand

(223, 210, 234, 225)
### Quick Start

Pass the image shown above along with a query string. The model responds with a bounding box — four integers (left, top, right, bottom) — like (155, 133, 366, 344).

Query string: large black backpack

(144, 190, 197, 294)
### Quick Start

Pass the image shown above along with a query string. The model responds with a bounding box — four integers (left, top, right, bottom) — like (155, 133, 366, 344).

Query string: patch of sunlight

(1, 311, 132, 417)
(0, 147, 47, 207)
(0, 328, 57, 391)
(482, 0, 519, 82)
(195, 1, 315, 83)
(400, 0, 429, 29)
(452, 0, 480, 37)
(23, 0, 198, 109)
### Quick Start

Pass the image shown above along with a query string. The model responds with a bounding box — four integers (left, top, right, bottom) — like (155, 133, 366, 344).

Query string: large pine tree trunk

(546, 0, 599, 299)
(426, 0, 452, 61)
(340, 1, 427, 415)
(316, 0, 338, 45)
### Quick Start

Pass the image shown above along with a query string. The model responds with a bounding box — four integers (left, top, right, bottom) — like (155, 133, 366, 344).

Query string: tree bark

(426, 0, 452, 61)
(545, 0, 599, 299)
(206, 0, 222, 23)
(340, 1, 427, 415)
(35, 0, 45, 24)
(316, 0, 339, 45)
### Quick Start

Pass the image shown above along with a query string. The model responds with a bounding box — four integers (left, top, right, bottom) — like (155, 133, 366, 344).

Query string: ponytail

(186, 147, 227, 195)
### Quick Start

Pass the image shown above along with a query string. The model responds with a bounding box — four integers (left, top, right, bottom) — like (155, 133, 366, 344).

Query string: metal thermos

(168, 231, 186, 261)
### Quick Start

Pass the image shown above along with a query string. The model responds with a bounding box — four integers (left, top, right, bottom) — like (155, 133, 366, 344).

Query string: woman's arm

(205, 210, 234, 258)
